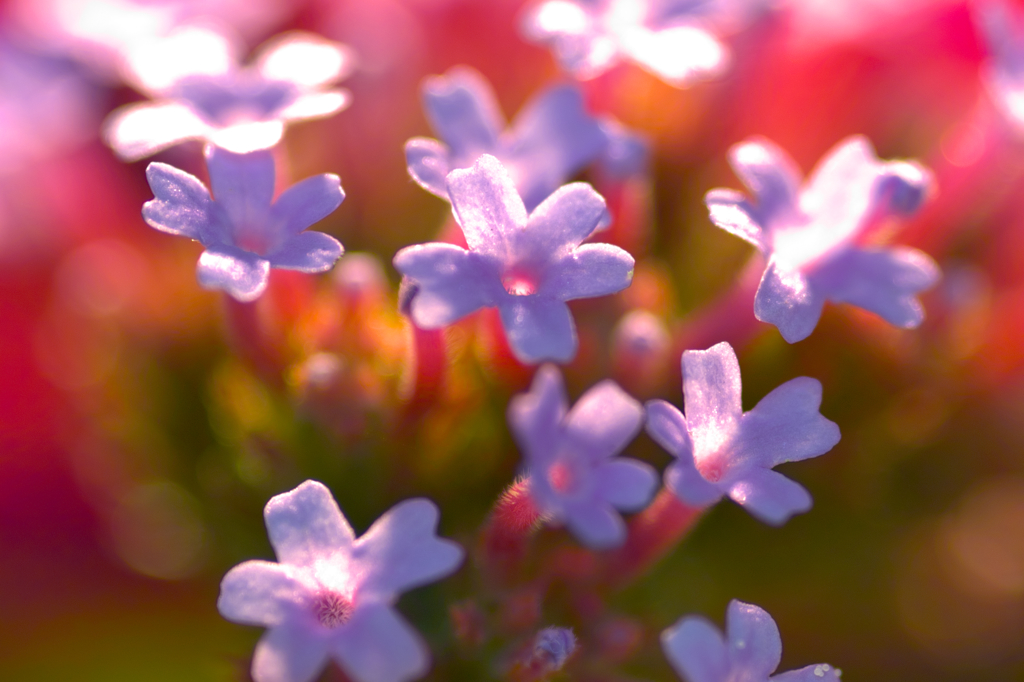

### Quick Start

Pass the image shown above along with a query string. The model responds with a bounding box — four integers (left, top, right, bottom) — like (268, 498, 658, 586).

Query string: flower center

(696, 456, 726, 483)
(314, 590, 354, 628)
(502, 274, 537, 296)
(547, 461, 576, 494)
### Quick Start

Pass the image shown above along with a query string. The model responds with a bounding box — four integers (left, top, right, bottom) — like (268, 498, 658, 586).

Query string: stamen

(314, 590, 353, 628)
(503, 275, 536, 296)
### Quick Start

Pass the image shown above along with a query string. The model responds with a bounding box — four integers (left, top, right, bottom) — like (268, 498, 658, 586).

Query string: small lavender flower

(508, 364, 657, 548)
(105, 28, 353, 159)
(705, 135, 939, 343)
(405, 66, 646, 212)
(520, 0, 739, 86)
(394, 154, 634, 364)
(143, 145, 344, 301)
(976, 0, 1024, 129)
(645, 342, 839, 525)
(218, 480, 464, 682)
(662, 600, 842, 682)
(534, 627, 577, 670)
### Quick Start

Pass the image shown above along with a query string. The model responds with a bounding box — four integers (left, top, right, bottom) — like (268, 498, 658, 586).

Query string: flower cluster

(17, 0, 999, 680)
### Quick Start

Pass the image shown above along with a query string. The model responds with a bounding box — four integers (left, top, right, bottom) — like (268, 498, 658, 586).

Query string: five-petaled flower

(508, 364, 657, 547)
(105, 28, 353, 160)
(218, 480, 464, 682)
(520, 0, 737, 86)
(705, 135, 940, 343)
(393, 154, 635, 364)
(645, 342, 840, 525)
(143, 144, 345, 302)
(662, 600, 842, 682)
(405, 66, 646, 212)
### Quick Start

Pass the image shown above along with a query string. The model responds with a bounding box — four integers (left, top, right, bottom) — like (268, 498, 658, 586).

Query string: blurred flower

(143, 145, 344, 302)
(662, 600, 842, 682)
(706, 135, 939, 343)
(218, 480, 464, 682)
(105, 27, 354, 159)
(520, 0, 742, 86)
(405, 66, 647, 212)
(508, 365, 656, 548)
(394, 154, 634, 364)
(975, 0, 1024, 131)
(645, 342, 839, 525)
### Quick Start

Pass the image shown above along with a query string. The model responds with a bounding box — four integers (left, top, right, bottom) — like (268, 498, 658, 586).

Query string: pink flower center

(503, 274, 537, 296)
(696, 455, 727, 483)
(547, 461, 576, 494)
(314, 590, 354, 628)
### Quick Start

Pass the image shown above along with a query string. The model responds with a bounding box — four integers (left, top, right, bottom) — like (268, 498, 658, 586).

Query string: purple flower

(105, 28, 353, 160)
(520, 0, 737, 86)
(662, 600, 842, 682)
(143, 145, 344, 301)
(976, 0, 1024, 129)
(645, 342, 839, 525)
(705, 135, 939, 343)
(508, 365, 657, 547)
(405, 66, 646, 212)
(394, 154, 634, 364)
(218, 480, 464, 682)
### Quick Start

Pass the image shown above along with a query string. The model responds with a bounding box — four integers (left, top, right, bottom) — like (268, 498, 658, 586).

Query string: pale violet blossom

(705, 136, 939, 343)
(394, 154, 634, 364)
(406, 66, 646, 211)
(143, 145, 344, 301)
(509, 365, 657, 547)
(645, 342, 840, 525)
(663, 600, 842, 682)
(105, 27, 353, 159)
(218, 480, 464, 682)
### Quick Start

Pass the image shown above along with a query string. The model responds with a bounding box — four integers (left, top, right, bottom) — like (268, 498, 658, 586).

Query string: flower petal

(705, 188, 765, 252)
(103, 101, 210, 161)
(597, 117, 649, 178)
(263, 480, 355, 566)
(508, 364, 569, 460)
(205, 145, 276, 229)
(727, 138, 802, 229)
(252, 624, 330, 682)
(645, 399, 695, 464)
(735, 377, 840, 469)
(754, 259, 826, 343)
(393, 243, 495, 327)
(505, 85, 606, 210)
(218, 560, 307, 628)
(422, 66, 504, 162)
(523, 183, 610, 258)
(728, 468, 812, 525)
(279, 90, 351, 121)
(405, 137, 451, 199)
(271, 173, 345, 235)
(563, 499, 627, 549)
(196, 245, 271, 302)
(621, 25, 727, 86)
(726, 600, 782, 679)
(331, 603, 429, 682)
(799, 136, 879, 238)
(813, 246, 939, 328)
(446, 155, 526, 260)
(352, 498, 464, 600)
(662, 615, 731, 682)
(268, 231, 344, 272)
(542, 243, 634, 301)
(498, 295, 577, 364)
(594, 458, 658, 511)
(563, 380, 644, 461)
(682, 342, 743, 448)
(255, 32, 355, 88)
(143, 162, 216, 241)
